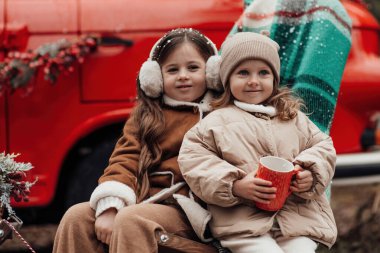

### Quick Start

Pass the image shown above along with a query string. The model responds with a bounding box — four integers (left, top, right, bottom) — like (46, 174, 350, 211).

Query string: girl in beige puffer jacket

(178, 32, 337, 253)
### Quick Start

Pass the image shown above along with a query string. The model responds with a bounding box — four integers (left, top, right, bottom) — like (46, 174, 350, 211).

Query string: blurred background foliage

(364, 0, 380, 21)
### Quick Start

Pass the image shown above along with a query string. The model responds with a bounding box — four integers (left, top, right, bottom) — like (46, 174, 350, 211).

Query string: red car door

(2, 0, 243, 208)
(4, 0, 80, 206)
(79, 0, 243, 102)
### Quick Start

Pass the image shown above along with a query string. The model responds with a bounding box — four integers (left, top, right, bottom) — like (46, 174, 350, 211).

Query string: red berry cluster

(0, 35, 98, 93)
(7, 171, 31, 202)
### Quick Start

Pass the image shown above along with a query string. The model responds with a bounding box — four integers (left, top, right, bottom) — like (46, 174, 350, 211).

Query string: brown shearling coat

(99, 106, 201, 201)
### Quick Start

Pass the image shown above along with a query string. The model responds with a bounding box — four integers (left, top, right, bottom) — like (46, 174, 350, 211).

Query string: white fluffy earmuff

(138, 31, 223, 98)
(139, 60, 163, 98)
(205, 55, 222, 92)
(138, 37, 164, 98)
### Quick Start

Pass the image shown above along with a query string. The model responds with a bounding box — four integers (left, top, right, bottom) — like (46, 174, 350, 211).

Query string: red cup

(255, 156, 298, 211)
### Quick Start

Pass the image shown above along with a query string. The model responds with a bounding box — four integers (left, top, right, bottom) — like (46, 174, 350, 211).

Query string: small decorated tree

(0, 152, 36, 217)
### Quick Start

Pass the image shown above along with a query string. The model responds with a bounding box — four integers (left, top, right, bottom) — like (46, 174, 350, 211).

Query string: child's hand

(95, 208, 117, 245)
(290, 165, 313, 193)
(232, 171, 277, 204)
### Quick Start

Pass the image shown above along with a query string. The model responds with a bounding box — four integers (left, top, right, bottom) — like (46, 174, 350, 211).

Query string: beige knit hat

(219, 32, 281, 88)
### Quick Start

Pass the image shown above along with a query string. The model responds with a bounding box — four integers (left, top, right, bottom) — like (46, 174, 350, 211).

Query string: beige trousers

(52, 202, 199, 253)
(220, 232, 318, 253)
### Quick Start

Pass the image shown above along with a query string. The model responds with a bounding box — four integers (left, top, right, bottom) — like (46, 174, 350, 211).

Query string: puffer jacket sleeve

(293, 113, 337, 199)
(178, 120, 245, 207)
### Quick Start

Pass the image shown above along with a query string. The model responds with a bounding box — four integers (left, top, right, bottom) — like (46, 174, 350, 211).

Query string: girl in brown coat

(52, 28, 223, 253)
(178, 32, 337, 253)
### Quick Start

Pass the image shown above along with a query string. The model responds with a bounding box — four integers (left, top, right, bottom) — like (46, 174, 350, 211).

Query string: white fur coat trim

(90, 180, 136, 214)
(163, 91, 213, 119)
(234, 100, 277, 116)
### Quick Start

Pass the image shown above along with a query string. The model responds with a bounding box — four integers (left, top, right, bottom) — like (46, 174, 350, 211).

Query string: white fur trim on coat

(90, 181, 136, 212)
(139, 60, 163, 98)
(163, 91, 213, 119)
(234, 100, 277, 117)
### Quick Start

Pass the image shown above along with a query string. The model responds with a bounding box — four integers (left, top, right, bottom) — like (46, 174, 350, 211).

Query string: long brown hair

(133, 28, 216, 201)
(212, 69, 304, 121)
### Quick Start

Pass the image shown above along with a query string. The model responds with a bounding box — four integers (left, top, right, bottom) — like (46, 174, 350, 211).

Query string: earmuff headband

(139, 28, 223, 98)
(148, 29, 219, 60)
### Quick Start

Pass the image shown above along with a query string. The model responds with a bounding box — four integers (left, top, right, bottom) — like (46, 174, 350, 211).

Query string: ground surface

(1, 181, 380, 253)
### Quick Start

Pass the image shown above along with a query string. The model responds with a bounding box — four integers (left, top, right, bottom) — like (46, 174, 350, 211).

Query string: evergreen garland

(0, 35, 98, 94)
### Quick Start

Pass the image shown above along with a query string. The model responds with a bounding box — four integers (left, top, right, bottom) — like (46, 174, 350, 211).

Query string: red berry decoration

(1, 153, 37, 216)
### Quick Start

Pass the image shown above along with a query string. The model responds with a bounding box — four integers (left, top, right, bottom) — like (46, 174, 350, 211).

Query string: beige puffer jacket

(178, 105, 337, 248)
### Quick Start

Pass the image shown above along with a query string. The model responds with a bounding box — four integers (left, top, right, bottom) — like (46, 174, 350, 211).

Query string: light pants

(52, 202, 198, 253)
(220, 232, 318, 253)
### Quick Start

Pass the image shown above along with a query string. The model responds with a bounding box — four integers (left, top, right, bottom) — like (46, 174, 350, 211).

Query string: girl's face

(161, 42, 207, 102)
(229, 59, 274, 105)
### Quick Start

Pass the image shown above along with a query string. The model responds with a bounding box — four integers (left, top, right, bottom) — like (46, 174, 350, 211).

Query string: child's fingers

(106, 233, 111, 245)
(97, 231, 106, 244)
(296, 170, 307, 179)
(253, 197, 270, 204)
(296, 170, 313, 180)
(296, 181, 310, 188)
(252, 181, 277, 202)
(251, 178, 277, 200)
(253, 195, 274, 204)
(295, 178, 313, 186)
(252, 184, 276, 201)
(254, 183, 277, 193)
(291, 181, 312, 192)
(253, 191, 276, 201)
(253, 177, 273, 186)
(292, 169, 313, 191)
(290, 185, 299, 192)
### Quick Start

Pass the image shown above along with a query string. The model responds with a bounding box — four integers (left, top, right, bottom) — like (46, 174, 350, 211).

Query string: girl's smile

(161, 42, 207, 102)
(229, 59, 274, 105)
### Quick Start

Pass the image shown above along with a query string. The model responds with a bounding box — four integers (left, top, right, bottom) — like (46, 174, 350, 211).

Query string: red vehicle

(0, 0, 379, 220)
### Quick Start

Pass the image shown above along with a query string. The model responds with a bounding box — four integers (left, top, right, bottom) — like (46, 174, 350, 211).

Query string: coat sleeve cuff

(95, 196, 126, 217)
(90, 181, 137, 212)
(228, 180, 242, 206)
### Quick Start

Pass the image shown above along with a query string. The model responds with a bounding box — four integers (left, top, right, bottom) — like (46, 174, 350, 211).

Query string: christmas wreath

(0, 35, 98, 94)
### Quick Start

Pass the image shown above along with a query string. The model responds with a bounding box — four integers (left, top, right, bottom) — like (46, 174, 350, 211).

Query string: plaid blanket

(229, 0, 352, 134)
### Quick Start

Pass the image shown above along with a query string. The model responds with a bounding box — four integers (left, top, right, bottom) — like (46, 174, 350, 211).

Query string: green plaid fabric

(228, 0, 352, 200)
(229, 0, 352, 134)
